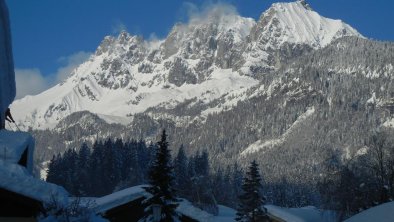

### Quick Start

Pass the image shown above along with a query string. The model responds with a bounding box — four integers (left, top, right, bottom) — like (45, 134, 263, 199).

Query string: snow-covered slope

(266, 205, 336, 222)
(0, 0, 16, 125)
(241, 106, 315, 156)
(11, 1, 361, 130)
(241, 0, 362, 74)
(344, 201, 394, 222)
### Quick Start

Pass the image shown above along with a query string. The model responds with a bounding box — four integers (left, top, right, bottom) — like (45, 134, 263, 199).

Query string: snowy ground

(344, 201, 394, 222)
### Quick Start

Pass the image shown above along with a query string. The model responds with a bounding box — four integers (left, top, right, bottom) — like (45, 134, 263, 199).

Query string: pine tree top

(236, 160, 268, 222)
(142, 129, 179, 221)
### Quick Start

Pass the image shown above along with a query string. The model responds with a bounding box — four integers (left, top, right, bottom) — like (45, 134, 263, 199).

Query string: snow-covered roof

(176, 199, 216, 221)
(0, 159, 68, 206)
(0, 130, 68, 206)
(344, 201, 394, 222)
(92, 185, 149, 213)
(0, 130, 34, 172)
(91, 185, 340, 222)
(265, 205, 336, 222)
(90, 185, 236, 221)
(177, 200, 237, 222)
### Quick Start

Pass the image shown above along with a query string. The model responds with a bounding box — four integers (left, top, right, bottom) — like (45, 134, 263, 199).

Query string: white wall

(0, 0, 16, 128)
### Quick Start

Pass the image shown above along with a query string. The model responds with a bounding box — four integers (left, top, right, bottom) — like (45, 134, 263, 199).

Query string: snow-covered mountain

(249, 0, 360, 49)
(11, 1, 394, 198)
(11, 0, 361, 130)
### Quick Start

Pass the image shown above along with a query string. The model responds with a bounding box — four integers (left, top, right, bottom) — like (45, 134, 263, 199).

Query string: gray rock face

(138, 61, 155, 74)
(159, 14, 254, 83)
(215, 31, 244, 69)
(168, 58, 197, 86)
(92, 33, 149, 89)
(95, 36, 115, 56)
(162, 22, 218, 60)
(161, 24, 184, 59)
(92, 16, 252, 89)
(298, 0, 312, 10)
(248, 7, 278, 44)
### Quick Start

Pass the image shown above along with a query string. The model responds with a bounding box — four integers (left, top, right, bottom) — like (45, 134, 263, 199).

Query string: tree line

(138, 130, 269, 221)
(319, 130, 394, 221)
(46, 134, 246, 214)
(46, 128, 394, 221)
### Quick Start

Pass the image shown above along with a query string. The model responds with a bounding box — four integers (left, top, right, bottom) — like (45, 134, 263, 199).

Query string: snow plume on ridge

(145, 33, 164, 50)
(177, 2, 255, 40)
(55, 51, 91, 83)
(183, 2, 240, 24)
(112, 19, 128, 35)
(15, 51, 91, 99)
(15, 69, 47, 99)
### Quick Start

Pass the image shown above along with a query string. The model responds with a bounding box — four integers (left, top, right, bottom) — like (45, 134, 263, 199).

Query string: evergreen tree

(46, 154, 62, 185)
(212, 167, 228, 205)
(62, 148, 78, 194)
(236, 161, 269, 222)
(230, 163, 244, 208)
(89, 140, 105, 196)
(191, 150, 218, 215)
(118, 140, 132, 182)
(135, 140, 150, 183)
(140, 130, 179, 222)
(75, 143, 91, 196)
(221, 166, 235, 206)
(173, 145, 190, 198)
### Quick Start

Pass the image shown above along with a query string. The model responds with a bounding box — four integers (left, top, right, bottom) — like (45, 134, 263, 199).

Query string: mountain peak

(162, 8, 255, 58)
(117, 30, 131, 41)
(297, 0, 312, 10)
(270, 0, 313, 13)
(250, 0, 362, 49)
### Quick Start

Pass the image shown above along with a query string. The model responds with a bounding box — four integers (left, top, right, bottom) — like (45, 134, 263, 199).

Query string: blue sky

(6, 0, 394, 98)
